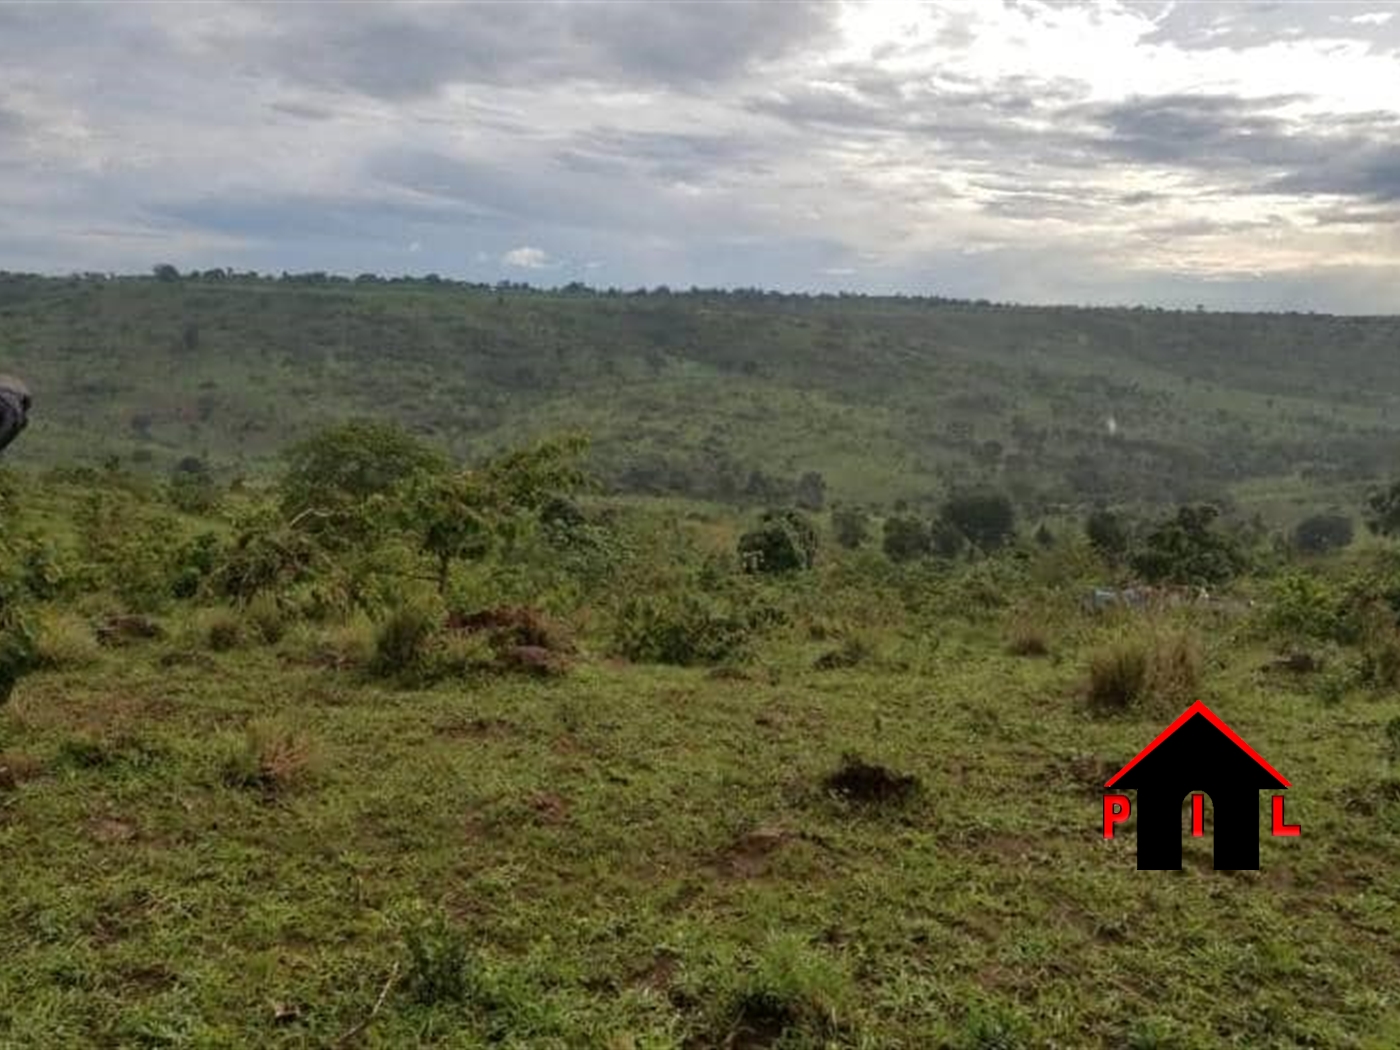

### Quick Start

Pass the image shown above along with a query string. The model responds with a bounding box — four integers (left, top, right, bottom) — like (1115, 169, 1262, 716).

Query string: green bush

(370, 602, 439, 678)
(882, 515, 931, 562)
(613, 591, 773, 666)
(0, 616, 38, 705)
(243, 593, 288, 645)
(1266, 572, 1349, 642)
(1131, 504, 1245, 586)
(400, 906, 475, 1005)
(738, 509, 818, 574)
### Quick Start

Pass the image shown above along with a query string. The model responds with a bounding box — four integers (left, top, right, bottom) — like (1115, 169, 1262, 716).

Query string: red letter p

(1103, 794, 1131, 839)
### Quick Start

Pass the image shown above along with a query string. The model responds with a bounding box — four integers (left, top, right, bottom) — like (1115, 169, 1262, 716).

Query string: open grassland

(3, 581, 1399, 1049)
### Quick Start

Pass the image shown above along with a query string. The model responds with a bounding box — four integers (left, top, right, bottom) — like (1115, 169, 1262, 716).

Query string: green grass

(2, 596, 1399, 1047)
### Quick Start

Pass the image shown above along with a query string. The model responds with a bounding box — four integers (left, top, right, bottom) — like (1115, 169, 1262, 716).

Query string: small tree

(831, 505, 869, 550)
(280, 421, 448, 546)
(402, 435, 590, 593)
(739, 509, 818, 574)
(168, 456, 218, 514)
(1131, 504, 1245, 586)
(1292, 513, 1354, 555)
(1366, 482, 1400, 537)
(940, 490, 1016, 550)
(1085, 508, 1130, 563)
(882, 515, 931, 563)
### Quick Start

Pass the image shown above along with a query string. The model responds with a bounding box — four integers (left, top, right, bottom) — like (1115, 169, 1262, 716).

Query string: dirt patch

(822, 754, 920, 806)
(712, 825, 795, 879)
(0, 751, 43, 791)
(527, 791, 570, 825)
(632, 949, 682, 994)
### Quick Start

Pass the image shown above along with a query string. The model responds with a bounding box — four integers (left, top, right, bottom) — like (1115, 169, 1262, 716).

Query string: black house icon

(1105, 701, 1290, 870)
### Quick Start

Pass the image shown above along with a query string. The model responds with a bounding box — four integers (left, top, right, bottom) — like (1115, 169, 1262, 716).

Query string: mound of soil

(446, 606, 573, 653)
(498, 645, 570, 677)
(822, 754, 920, 805)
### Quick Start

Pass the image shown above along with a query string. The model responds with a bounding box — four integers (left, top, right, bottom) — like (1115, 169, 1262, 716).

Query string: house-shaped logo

(1102, 701, 1299, 870)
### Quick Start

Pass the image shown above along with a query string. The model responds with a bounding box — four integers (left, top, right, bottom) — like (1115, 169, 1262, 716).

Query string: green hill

(4, 271, 1398, 517)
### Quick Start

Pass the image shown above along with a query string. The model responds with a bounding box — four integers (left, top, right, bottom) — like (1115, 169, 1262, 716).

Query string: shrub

(1293, 513, 1354, 555)
(1131, 504, 1245, 586)
(882, 515, 931, 562)
(830, 506, 869, 550)
(221, 721, 317, 796)
(243, 593, 288, 645)
(401, 905, 475, 1005)
(738, 509, 818, 574)
(940, 490, 1016, 551)
(33, 611, 101, 669)
(1085, 508, 1130, 562)
(204, 608, 246, 652)
(1360, 630, 1400, 689)
(1265, 572, 1349, 643)
(0, 617, 38, 705)
(370, 602, 439, 678)
(1086, 630, 1201, 713)
(1087, 640, 1150, 711)
(612, 592, 771, 666)
(1005, 614, 1049, 657)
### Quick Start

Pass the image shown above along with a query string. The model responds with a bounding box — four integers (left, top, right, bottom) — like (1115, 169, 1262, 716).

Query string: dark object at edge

(0, 376, 31, 454)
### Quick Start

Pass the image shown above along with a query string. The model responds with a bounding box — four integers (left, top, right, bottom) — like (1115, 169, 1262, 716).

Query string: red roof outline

(1104, 700, 1290, 788)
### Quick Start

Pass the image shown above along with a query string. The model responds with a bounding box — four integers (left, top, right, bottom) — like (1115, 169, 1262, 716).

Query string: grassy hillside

(4, 272, 1399, 519)
(3, 471, 1400, 1048)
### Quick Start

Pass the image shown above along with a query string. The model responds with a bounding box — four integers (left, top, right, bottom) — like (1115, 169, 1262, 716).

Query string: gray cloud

(242, 1, 836, 98)
(0, 1, 1398, 311)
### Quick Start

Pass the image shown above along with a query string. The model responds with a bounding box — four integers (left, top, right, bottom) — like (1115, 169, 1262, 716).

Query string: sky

(1, 0, 1399, 311)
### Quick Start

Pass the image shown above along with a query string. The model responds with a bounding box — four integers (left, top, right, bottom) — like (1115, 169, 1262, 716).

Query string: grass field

(3, 566, 1399, 1048)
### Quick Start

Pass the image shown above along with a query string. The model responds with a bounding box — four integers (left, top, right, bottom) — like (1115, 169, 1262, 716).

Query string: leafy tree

(831, 505, 869, 550)
(795, 471, 827, 512)
(1085, 508, 1131, 562)
(929, 518, 966, 559)
(738, 508, 818, 574)
(1366, 481, 1400, 537)
(1131, 504, 1245, 586)
(401, 435, 590, 593)
(1292, 512, 1354, 555)
(280, 421, 448, 545)
(882, 515, 931, 563)
(152, 263, 180, 282)
(940, 490, 1016, 550)
(168, 456, 218, 514)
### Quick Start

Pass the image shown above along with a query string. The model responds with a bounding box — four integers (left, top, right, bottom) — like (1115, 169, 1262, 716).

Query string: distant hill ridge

(2, 270, 1397, 513)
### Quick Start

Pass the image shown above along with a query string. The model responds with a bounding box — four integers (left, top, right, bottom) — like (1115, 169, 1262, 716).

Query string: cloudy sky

(2, 1, 1399, 310)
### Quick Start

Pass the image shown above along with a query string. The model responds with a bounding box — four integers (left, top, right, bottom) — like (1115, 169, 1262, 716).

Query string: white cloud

(1351, 12, 1395, 26)
(502, 246, 552, 269)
